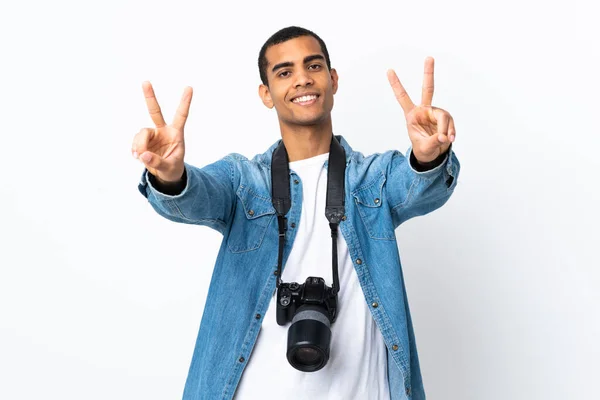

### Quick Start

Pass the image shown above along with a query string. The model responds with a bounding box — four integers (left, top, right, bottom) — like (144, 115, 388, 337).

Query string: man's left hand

(387, 57, 455, 163)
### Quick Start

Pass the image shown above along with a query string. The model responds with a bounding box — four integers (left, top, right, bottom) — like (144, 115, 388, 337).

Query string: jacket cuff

(408, 145, 452, 174)
(138, 164, 190, 199)
(407, 145, 458, 190)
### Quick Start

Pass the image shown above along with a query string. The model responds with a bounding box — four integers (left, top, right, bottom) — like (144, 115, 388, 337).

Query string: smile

(291, 94, 319, 105)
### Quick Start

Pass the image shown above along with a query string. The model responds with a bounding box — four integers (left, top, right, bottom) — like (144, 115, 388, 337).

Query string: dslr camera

(276, 276, 338, 372)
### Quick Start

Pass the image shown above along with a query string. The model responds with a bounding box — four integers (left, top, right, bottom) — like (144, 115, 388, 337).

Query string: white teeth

(293, 95, 317, 103)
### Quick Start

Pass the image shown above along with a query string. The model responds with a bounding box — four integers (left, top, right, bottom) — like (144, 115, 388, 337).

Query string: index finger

(172, 86, 193, 131)
(387, 69, 415, 114)
(142, 81, 167, 128)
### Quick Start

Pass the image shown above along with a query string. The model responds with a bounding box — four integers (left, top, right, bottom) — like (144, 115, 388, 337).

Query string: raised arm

(133, 82, 236, 234)
(385, 57, 460, 226)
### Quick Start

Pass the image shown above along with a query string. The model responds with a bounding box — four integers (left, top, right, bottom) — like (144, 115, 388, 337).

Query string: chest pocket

(352, 173, 396, 241)
(227, 184, 276, 253)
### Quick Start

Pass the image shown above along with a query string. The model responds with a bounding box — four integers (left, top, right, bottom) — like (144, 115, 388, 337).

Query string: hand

(132, 82, 193, 183)
(387, 57, 455, 163)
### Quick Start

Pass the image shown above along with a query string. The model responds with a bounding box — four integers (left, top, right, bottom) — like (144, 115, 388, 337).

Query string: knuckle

(135, 128, 147, 138)
(133, 128, 154, 150)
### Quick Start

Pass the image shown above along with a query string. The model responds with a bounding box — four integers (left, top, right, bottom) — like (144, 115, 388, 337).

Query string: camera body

(276, 276, 337, 326)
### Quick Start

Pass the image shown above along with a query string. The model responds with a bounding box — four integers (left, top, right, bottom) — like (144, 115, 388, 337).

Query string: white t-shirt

(235, 153, 390, 400)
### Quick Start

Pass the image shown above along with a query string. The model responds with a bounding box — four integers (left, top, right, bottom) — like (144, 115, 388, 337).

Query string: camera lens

(293, 347, 321, 364)
(286, 305, 331, 372)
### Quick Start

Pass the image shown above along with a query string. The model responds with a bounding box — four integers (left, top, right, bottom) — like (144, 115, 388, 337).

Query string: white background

(1, 0, 598, 399)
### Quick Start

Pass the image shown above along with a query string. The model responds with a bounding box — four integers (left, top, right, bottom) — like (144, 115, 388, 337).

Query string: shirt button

(406, 387, 411, 395)
(294, 179, 299, 184)
(392, 344, 398, 351)
(248, 210, 254, 216)
(356, 258, 362, 265)
(290, 222, 296, 228)
(239, 357, 245, 363)
(374, 198, 380, 204)
(255, 314, 261, 320)
(372, 302, 378, 308)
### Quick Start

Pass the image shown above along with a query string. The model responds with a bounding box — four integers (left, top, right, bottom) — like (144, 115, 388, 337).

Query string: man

(133, 26, 459, 400)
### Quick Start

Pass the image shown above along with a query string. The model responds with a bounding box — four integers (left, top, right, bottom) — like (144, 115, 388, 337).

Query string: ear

(258, 84, 274, 109)
(330, 68, 339, 95)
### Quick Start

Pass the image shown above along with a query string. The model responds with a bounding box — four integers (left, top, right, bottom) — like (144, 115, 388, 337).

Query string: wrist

(148, 168, 187, 195)
(155, 174, 184, 186)
(415, 146, 450, 164)
(410, 145, 451, 172)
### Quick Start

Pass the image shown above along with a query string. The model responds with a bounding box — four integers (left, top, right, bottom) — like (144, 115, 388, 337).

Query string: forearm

(138, 159, 237, 234)
(387, 145, 460, 227)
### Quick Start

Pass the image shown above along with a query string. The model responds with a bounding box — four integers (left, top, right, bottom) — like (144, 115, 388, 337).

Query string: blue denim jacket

(138, 135, 460, 400)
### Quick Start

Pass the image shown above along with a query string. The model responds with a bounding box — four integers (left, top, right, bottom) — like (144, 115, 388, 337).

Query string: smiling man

(133, 26, 460, 400)
(258, 36, 337, 145)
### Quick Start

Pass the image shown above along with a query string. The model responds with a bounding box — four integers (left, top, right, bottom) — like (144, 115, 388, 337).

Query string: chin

(292, 118, 324, 127)
(290, 112, 329, 126)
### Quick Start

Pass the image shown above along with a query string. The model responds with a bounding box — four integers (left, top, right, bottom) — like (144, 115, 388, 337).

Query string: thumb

(139, 151, 165, 170)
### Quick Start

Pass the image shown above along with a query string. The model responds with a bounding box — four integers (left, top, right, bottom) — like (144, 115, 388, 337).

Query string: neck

(280, 120, 333, 162)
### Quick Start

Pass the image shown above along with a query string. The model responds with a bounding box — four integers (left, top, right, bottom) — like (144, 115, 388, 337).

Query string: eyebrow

(271, 54, 326, 73)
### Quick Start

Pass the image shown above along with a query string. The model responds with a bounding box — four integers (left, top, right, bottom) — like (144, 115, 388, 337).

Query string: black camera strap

(271, 135, 346, 294)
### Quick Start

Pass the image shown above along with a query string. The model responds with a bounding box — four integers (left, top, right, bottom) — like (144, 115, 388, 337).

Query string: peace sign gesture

(387, 57, 455, 163)
(132, 82, 193, 183)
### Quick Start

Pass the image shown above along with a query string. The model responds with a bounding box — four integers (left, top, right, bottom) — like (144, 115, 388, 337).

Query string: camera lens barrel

(286, 305, 332, 372)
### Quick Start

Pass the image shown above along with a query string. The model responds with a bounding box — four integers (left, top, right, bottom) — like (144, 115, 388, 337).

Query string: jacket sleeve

(137, 157, 236, 235)
(385, 145, 460, 228)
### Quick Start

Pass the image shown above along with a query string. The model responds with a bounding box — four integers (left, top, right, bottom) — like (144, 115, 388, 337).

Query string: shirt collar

(257, 134, 353, 169)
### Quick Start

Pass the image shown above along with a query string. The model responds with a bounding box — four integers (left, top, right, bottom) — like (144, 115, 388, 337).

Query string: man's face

(259, 36, 338, 127)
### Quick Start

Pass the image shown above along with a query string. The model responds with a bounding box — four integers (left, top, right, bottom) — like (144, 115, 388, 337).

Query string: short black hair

(258, 26, 332, 86)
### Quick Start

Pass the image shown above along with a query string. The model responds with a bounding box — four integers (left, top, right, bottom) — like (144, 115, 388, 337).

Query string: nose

(294, 70, 314, 88)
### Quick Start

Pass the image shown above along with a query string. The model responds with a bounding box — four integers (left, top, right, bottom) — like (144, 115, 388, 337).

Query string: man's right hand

(132, 81, 193, 184)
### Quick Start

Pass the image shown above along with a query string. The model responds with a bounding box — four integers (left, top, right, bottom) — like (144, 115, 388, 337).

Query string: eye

(308, 64, 322, 70)
(278, 71, 291, 78)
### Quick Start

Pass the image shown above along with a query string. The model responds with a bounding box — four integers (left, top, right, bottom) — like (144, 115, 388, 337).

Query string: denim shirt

(137, 135, 460, 400)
